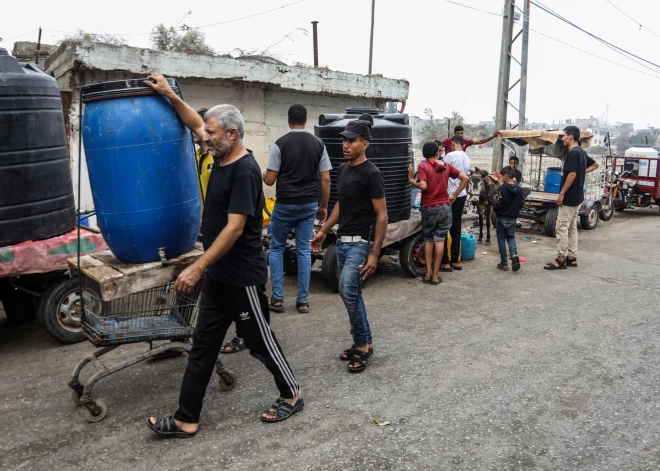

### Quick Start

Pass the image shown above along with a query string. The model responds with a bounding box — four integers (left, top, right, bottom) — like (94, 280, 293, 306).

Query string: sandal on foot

(543, 258, 566, 270)
(340, 345, 374, 361)
(269, 298, 285, 313)
(430, 277, 442, 286)
(450, 264, 463, 271)
(260, 397, 304, 423)
(422, 277, 431, 283)
(566, 257, 578, 268)
(497, 262, 509, 271)
(146, 415, 197, 438)
(296, 302, 309, 314)
(221, 337, 246, 354)
(348, 349, 372, 373)
(511, 255, 521, 272)
(439, 266, 453, 273)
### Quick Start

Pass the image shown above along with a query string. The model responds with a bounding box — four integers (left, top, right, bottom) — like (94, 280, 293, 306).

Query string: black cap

(338, 119, 372, 141)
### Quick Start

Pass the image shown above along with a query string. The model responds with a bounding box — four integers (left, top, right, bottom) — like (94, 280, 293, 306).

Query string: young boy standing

(493, 166, 524, 272)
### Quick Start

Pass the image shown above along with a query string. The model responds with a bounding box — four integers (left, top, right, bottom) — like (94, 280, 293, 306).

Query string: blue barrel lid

(81, 78, 180, 103)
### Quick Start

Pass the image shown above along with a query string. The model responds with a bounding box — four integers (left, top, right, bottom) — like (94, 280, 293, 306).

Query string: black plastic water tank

(315, 107, 413, 224)
(0, 48, 76, 247)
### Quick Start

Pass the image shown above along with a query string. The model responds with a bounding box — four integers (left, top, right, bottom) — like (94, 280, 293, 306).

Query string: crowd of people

(141, 74, 597, 438)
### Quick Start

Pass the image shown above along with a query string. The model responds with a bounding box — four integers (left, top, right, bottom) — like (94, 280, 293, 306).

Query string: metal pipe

(368, 0, 375, 74)
(311, 21, 319, 68)
(518, 0, 530, 133)
(35, 27, 42, 66)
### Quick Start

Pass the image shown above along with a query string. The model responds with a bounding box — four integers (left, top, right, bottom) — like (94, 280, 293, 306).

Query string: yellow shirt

(195, 148, 214, 202)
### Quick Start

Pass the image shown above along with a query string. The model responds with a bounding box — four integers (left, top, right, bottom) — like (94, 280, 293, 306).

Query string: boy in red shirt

(408, 142, 469, 285)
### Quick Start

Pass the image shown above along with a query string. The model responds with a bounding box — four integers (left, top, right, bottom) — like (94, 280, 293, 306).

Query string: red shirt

(441, 137, 474, 157)
(417, 159, 461, 208)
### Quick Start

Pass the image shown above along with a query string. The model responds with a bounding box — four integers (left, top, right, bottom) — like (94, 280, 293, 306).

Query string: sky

(2, 0, 660, 129)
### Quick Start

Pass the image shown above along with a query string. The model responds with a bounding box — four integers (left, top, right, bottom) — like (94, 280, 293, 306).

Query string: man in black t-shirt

(544, 125, 599, 270)
(310, 119, 388, 373)
(144, 75, 302, 438)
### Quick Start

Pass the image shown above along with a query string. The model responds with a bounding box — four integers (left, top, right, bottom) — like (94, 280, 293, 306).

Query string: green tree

(64, 29, 126, 46)
(150, 23, 214, 55)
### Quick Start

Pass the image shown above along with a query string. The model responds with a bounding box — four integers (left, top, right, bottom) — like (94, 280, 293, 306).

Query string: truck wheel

(283, 247, 315, 275)
(37, 277, 87, 344)
(599, 203, 613, 221)
(544, 207, 559, 237)
(321, 241, 339, 291)
(580, 205, 599, 230)
(399, 232, 426, 278)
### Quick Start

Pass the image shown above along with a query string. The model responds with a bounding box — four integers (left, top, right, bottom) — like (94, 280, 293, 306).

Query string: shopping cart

(68, 278, 237, 423)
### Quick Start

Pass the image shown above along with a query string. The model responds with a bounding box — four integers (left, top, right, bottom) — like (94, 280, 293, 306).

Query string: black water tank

(315, 107, 413, 223)
(0, 48, 76, 247)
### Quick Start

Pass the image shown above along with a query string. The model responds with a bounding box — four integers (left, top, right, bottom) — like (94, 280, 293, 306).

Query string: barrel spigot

(158, 247, 169, 267)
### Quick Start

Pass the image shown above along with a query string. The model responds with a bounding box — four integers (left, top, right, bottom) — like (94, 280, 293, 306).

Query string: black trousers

(441, 195, 467, 264)
(174, 278, 299, 423)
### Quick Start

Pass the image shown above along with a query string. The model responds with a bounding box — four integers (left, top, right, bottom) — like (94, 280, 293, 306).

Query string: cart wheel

(82, 399, 108, 423)
(399, 232, 426, 278)
(599, 203, 613, 221)
(283, 247, 315, 276)
(580, 206, 599, 230)
(544, 207, 559, 237)
(37, 277, 88, 344)
(218, 371, 238, 391)
(321, 241, 340, 291)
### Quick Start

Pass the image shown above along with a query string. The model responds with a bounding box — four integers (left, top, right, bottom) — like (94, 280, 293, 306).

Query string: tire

(599, 202, 613, 221)
(283, 246, 315, 276)
(580, 205, 599, 231)
(614, 197, 625, 212)
(321, 241, 340, 291)
(37, 277, 87, 344)
(399, 232, 426, 278)
(544, 206, 559, 237)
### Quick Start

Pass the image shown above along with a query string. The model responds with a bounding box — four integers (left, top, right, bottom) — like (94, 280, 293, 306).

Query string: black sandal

(296, 302, 309, 314)
(340, 345, 374, 361)
(269, 298, 285, 313)
(439, 266, 453, 273)
(450, 264, 463, 271)
(221, 337, 246, 354)
(347, 349, 371, 373)
(566, 257, 578, 268)
(511, 255, 521, 272)
(544, 258, 567, 270)
(146, 415, 197, 438)
(260, 397, 304, 423)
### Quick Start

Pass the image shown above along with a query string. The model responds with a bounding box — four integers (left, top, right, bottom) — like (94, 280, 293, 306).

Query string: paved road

(1, 208, 659, 470)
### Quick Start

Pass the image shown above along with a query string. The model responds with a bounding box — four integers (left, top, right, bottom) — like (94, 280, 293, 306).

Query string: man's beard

(209, 135, 232, 158)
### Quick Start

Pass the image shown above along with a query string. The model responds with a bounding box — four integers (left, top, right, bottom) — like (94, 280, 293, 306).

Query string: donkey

(467, 167, 500, 244)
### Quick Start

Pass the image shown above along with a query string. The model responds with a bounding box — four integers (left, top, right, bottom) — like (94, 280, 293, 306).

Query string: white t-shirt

(444, 150, 471, 197)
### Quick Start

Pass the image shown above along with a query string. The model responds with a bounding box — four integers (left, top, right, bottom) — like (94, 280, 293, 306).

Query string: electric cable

(605, 0, 660, 40)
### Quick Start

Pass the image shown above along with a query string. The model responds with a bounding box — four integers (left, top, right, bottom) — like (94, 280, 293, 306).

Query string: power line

(531, 0, 660, 72)
(442, 0, 502, 17)
(605, 0, 660, 40)
(196, 0, 305, 29)
(3, 29, 39, 42)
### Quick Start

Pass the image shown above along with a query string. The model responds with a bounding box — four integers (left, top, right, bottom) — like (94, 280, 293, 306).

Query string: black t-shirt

(202, 154, 268, 286)
(514, 169, 523, 184)
(336, 160, 385, 239)
(561, 147, 596, 207)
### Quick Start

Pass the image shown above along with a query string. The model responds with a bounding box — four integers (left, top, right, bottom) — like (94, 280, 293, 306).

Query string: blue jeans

(269, 202, 318, 305)
(336, 241, 373, 347)
(496, 216, 518, 264)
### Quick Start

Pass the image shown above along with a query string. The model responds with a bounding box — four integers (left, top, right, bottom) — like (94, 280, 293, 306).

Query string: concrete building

(43, 42, 409, 215)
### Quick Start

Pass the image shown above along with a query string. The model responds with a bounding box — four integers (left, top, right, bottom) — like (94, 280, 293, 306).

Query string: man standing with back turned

(310, 119, 387, 373)
(544, 126, 598, 270)
(144, 75, 302, 438)
(263, 105, 332, 314)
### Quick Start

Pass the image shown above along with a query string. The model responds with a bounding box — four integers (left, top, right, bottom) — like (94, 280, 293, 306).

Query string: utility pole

(311, 21, 319, 68)
(492, 0, 530, 172)
(368, 0, 375, 74)
(35, 27, 42, 66)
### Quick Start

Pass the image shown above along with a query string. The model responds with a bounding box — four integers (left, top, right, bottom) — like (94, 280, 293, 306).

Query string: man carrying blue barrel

(144, 74, 303, 437)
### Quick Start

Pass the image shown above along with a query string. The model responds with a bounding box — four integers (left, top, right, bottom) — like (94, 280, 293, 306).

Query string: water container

(460, 233, 476, 261)
(81, 79, 200, 263)
(544, 167, 562, 194)
(411, 188, 421, 209)
(315, 108, 413, 224)
(0, 48, 76, 247)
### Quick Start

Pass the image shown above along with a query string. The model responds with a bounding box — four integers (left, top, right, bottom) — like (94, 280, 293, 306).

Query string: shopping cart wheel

(71, 389, 89, 406)
(218, 371, 238, 391)
(82, 399, 108, 423)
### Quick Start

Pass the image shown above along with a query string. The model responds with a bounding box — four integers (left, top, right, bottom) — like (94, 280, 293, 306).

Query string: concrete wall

(56, 69, 386, 223)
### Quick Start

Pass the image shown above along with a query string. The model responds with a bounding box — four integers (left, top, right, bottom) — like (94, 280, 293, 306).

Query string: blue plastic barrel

(544, 167, 562, 194)
(81, 79, 200, 263)
(460, 233, 476, 261)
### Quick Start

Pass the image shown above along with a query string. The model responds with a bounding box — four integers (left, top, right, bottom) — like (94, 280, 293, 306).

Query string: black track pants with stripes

(174, 277, 299, 423)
